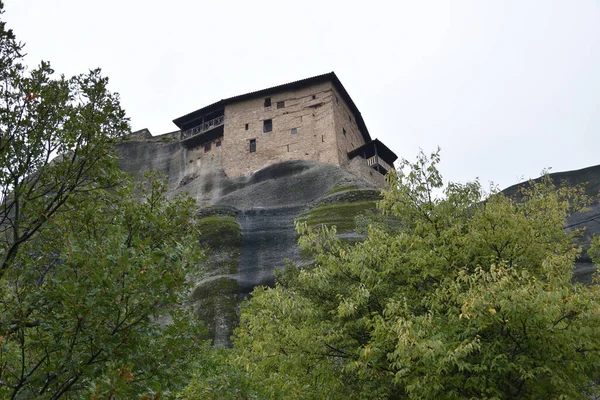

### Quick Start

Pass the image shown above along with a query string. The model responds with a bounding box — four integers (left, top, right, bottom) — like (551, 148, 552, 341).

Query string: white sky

(4, 0, 599, 189)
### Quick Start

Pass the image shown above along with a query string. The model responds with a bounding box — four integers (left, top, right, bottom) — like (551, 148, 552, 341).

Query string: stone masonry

(222, 82, 335, 176)
(145, 72, 398, 186)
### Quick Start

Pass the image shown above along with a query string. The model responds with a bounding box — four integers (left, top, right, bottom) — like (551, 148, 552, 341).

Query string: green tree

(218, 150, 600, 399)
(0, 174, 207, 399)
(0, 11, 127, 277)
(0, 5, 206, 398)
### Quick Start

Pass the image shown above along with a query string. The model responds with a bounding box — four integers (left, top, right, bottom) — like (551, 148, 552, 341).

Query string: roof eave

(172, 100, 225, 129)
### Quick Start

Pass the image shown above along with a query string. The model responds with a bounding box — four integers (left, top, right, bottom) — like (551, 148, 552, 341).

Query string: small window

(349, 115, 352, 123)
(291, 128, 297, 134)
(322, 135, 324, 142)
(263, 119, 272, 133)
(264, 98, 271, 107)
(277, 101, 285, 109)
(312, 94, 316, 100)
(335, 96, 339, 104)
(245, 123, 249, 130)
(215, 140, 221, 147)
(287, 144, 290, 152)
(204, 143, 211, 153)
(249, 139, 256, 153)
(342, 128, 346, 136)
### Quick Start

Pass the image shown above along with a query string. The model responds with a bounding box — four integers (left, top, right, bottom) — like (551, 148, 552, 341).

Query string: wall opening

(263, 119, 272, 133)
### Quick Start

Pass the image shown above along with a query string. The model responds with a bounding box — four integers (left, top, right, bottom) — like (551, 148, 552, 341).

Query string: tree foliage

(0, 10, 127, 277)
(0, 173, 207, 399)
(0, 5, 206, 398)
(202, 150, 600, 399)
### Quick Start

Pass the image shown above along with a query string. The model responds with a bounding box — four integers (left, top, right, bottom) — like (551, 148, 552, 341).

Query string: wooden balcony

(366, 155, 393, 174)
(181, 115, 224, 139)
(348, 139, 397, 176)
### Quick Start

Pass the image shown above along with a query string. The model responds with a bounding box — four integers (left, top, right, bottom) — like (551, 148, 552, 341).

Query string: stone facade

(220, 81, 356, 177)
(171, 73, 396, 183)
(330, 85, 368, 167)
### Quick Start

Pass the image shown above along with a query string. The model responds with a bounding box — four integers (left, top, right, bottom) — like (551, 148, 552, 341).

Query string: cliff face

(117, 137, 384, 346)
(117, 137, 600, 345)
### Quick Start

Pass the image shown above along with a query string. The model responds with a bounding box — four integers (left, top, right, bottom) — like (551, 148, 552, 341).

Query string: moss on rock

(198, 216, 242, 250)
(191, 277, 240, 346)
(191, 214, 244, 345)
(298, 199, 378, 233)
(324, 184, 358, 196)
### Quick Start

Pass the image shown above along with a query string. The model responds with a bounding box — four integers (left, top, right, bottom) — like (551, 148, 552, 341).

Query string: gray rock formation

(118, 135, 600, 345)
(117, 137, 383, 346)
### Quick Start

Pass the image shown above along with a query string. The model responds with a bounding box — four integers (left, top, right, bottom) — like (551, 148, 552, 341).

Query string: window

(263, 119, 272, 133)
(264, 97, 271, 107)
(342, 128, 346, 136)
(291, 128, 297, 134)
(249, 139, 256, 153)
(277, 101, 285, 109)
(349, 115, 352, 123)
(335, 95, 339, 104)
(204, 143, 211, 152)
(312, 94, 316, 100)
(245, 123, 249, 130)
(215, 140, 221, 147)
(322, 135, 324, 142)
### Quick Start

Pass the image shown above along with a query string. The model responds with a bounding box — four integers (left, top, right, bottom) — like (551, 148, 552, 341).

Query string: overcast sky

(4, 1, 599, 189)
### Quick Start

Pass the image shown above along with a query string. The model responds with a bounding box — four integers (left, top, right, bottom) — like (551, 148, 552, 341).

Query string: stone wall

(331, 86, 368, 166)
(220, 82, 340, 177)
(136, 78, 388, 191)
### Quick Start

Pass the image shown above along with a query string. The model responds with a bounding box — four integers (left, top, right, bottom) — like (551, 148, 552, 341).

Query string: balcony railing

(366, 155, 394, 174)
(181, 115, 224, 139)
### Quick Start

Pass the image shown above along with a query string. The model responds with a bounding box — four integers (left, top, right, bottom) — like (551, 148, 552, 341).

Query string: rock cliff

(118, 135, 600, 345)
(117, 135, 384, 345)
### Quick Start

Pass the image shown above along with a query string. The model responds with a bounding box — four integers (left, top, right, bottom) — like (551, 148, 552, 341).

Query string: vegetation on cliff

(298, 200, 378, 233)
(193, 214, 242, 344)
(183, 150, 600, 399)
